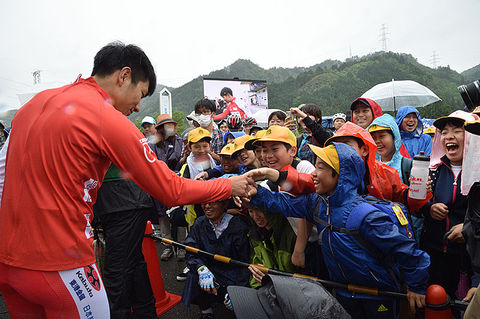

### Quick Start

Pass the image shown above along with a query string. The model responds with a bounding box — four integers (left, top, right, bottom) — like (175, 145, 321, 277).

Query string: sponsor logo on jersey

(83, 178, 98, 202)
(69, 279, 86, 301)
(84, 213, 94, 239)
(83, 265, 101, 291)
(141, 139, 157, 163)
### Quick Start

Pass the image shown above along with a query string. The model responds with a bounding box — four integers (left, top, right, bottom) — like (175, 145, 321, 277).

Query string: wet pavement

(0, 241, 236, 319)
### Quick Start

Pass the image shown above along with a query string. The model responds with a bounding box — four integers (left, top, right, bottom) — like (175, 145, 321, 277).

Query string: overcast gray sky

(0, 0, 478, 111)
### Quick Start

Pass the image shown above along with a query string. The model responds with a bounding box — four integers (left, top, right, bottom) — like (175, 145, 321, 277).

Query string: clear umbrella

(361, 79, 441, 112)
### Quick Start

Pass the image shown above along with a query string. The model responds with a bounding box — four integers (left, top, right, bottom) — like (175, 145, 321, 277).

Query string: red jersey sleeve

(213, 105, 231, 120)
(100, 111, 232, 206)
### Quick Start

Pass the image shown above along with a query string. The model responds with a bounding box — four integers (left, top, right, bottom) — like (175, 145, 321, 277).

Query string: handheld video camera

(458, 80, 480, 111)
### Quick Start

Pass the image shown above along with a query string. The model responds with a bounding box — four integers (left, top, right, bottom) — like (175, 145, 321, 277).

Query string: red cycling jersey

(0, 77, 232, 271)
(213, 99, 246, 120)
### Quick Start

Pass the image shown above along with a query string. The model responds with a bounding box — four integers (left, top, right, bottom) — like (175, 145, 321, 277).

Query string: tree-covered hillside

(134, 52, 477, 124)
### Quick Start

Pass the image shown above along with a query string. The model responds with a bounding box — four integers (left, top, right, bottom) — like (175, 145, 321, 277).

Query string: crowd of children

(142, 97, 480, 319)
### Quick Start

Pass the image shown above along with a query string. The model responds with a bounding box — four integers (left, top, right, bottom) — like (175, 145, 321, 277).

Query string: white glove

(197, 265, 215, 289)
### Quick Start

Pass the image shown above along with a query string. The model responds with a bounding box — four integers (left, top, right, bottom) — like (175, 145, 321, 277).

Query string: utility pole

(430, 51, 439, 69)
(32, 70, 41, 85)
(379, 24, 389, 51)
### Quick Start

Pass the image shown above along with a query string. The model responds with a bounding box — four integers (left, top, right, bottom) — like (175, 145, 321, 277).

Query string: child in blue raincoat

(395, 105, 433, 157)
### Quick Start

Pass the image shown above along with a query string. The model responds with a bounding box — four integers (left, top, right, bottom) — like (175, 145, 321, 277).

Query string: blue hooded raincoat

(250, 142, 430, 299)
(369, 114, 406, 183)
(395, 106, 432, 157)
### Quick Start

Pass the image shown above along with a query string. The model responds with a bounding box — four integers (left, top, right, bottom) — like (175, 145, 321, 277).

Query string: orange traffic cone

(425, 284, 452, 319)
(143, 221, 181, 316)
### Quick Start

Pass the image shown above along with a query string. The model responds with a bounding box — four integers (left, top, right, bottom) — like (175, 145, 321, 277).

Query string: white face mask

(165, 128, 176, 137)
(197, 114, 212, 128)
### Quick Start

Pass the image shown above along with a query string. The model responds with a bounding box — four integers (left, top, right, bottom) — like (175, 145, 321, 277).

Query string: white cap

(141, 116, 156, 126)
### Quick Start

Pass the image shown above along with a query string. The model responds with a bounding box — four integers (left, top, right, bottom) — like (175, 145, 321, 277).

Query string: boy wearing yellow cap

(248, 142, 430, 319)
(231, 134, 261, 171)
(245, 125, 319, 275)
(194, 143, 244, 180)
(170, 128, 216, 264)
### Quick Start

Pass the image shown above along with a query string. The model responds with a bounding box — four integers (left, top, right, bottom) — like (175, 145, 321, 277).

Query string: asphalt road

(0, 241, 236, 319)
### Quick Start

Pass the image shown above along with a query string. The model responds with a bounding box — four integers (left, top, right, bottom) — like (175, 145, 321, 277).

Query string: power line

(430, 51, 439, 69)
(379, 24, 389, 51)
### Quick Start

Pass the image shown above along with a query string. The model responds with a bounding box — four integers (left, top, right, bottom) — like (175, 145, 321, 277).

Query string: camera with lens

(458, 80, 480, 111)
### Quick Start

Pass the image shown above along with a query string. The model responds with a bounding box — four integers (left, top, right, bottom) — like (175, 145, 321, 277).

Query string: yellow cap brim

(423, 127, 436, 134)
(219, 144, 235, 156)
(255, 137, 296, 147)
(368, 125, 391, 133)
(465, 120, 480, 135)
(189, 136, 211, 143)
(308, 144, 340, 173)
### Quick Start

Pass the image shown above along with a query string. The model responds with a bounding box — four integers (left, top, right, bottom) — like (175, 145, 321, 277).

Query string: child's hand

(285, 117, 296, 130)
(426, 176, 432, 193)
(463, 287, 477, 301)
(430, 203, 449, 221)
(195, 172, 208, 180)
(248, 265, 266, 283)
(447, 223, 465, 243)
(406, 290, 426, 314)
(289, 107, 307, 120)
(291, 250, 305, 268)
(245, 168, 279, 182)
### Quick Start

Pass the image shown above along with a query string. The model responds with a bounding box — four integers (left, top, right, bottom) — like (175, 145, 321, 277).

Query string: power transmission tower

(430, 51, 439, 69)
(32, 70, 41, 85)
(379, 24, 389, 51)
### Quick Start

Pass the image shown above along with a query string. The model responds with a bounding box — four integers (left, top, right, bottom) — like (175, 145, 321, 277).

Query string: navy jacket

(421, 155, 468, 255)
(182, 214, 250, 306)
(251, 142, 430, 298)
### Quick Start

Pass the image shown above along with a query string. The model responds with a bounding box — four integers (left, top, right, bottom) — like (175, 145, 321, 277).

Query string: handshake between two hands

(228, 168, 280, 207)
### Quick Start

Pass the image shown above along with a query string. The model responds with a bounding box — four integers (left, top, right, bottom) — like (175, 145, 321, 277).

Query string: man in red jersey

(0, 42, 254, 319)
(214, 87, 247, 121)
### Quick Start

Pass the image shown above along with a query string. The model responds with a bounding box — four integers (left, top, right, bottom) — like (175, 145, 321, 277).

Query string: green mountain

(267, 52, 469, 119)
(462, 64, 480, 82)
(134, 52, 478, 124)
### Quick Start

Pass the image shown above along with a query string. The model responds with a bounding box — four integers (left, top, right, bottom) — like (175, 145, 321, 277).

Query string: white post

(159, 88, 172, 116)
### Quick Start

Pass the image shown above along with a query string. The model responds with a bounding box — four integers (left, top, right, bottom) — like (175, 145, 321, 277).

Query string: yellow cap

(219, 143, 236, 156)
(232, 134, 254, 154)
(256, 125, 296, 147)
(423, 126, 436, 135)
(188, 127, 211, 143)
(368, 124, 391, 133)
(244, 129, 267, 150)
(465, 120, 480, 135)
(308, 144, 340, 174)
(473, 106, 480, 115)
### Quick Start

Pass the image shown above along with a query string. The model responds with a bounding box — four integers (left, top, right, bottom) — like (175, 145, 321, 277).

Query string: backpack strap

(347, 202, 403, 290)
(401, 157, 413, 186)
